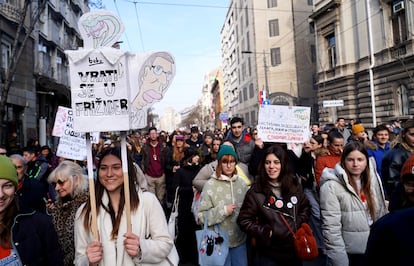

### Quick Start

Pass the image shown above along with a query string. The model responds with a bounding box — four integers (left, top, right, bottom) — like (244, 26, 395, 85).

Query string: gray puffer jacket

(320, 163, 388, 266)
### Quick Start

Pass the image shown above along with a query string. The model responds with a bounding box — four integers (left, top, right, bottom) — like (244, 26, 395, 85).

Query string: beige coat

(74, 189, 177, 266)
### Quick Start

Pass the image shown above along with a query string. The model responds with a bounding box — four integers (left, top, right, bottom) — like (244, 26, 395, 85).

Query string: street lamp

(241, 50, 270, 103)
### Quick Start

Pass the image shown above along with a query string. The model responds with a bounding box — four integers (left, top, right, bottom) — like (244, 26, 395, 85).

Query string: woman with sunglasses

(74, 147, 176, 266)
(197, 145, 249, 266)
(47, 160, 89, 266)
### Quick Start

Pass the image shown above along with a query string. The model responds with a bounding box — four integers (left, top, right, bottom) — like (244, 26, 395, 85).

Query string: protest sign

(257, 105, 311, 143)
(52, 106, 99, 160)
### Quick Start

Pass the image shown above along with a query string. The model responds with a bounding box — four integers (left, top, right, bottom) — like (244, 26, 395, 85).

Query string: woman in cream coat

(74, 147, 177, 266)
(320, 141, 387, 266)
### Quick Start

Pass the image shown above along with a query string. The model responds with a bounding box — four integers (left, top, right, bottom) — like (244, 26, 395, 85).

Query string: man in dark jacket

(225, 117, 255, 165)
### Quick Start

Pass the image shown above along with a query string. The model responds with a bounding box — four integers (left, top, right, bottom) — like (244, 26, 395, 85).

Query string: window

(268, 0, 277, 8)
(392, 4, 407, 45)
(327, 34, 337, 68)
(269, 19, 280, 37)
(1, 40, 11, 70)
(250, 110, 256, 125)
(249, 83, 254, 99)
(309, 22, 315, 33)
(270, 47, 281, 66)
(243, 87, 248, 102)
(239, 91, 243, 103)
(308, 0, 313, 5)
(310, 45, 316, 63)
(395, 84, 409, 116)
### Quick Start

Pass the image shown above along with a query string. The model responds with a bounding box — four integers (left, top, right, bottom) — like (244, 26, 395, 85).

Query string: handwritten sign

(53, 106, 99, 160)
(257, 105, 311, 143)
(65, 10, 175, 131)
(66, 49, 131, 132)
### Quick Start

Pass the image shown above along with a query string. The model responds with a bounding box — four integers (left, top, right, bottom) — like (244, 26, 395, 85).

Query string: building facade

(311, 0, 413, 127)
(221, 0, 316, 127)
(0, 0, 88, 152)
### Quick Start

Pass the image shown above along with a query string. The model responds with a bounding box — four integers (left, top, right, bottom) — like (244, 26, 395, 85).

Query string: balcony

(0, 3, 21, 24)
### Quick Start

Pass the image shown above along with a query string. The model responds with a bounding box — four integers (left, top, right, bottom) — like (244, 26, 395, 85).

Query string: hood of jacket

(320, 163, 358, 197)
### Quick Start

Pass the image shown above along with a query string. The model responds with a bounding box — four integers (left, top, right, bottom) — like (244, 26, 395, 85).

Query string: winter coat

(17, 174, 49, 213)
(381, 144, 412, 196)
(314, 151, 341, 186)
(237, 183, 310, 262)
(12, 210, 64, 266)
(74, 188, 174, 266)
(366, 141, 390, 178)
(320, 163, 388, 266)
(49, 190, 89, 266)
(141, 142, 169, 174)
(171, 163, 201, 264)
(225, 132, 255, 164)
(197, 173, 248, 248)
(365, 207, 414, 266)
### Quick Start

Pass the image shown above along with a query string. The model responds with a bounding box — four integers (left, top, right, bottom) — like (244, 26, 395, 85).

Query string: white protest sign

(66, 11, 175, 132)
(257, 105, 311, 143)
(53, 106, 99, 160)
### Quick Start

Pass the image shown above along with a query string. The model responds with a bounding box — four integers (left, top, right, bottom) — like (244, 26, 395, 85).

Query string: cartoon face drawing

(132, 52, 175, 110)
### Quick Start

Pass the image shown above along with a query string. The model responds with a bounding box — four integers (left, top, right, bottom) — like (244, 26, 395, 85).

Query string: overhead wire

(113, 0, 133, 50)
(132, 0, 146, 52)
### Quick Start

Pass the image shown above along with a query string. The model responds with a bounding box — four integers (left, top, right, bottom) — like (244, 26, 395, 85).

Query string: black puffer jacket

(237, 183, 310, 262)
(381, 144, 412, 196)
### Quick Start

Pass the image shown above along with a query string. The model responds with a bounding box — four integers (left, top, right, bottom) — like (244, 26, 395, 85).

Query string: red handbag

(280, 214, 319, 260)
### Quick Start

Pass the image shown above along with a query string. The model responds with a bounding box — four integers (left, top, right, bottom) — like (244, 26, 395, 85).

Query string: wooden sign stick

(86, 132, 98, 240)
(121, 132, 132, 233)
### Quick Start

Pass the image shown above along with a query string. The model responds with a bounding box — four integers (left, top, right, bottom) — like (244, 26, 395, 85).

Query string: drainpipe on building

(366, 0, 377, 127)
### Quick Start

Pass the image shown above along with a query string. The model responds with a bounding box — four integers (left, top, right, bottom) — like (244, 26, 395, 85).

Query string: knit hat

(352, 124, 365, 135)
(401, 154, 414, 179)
(217, 145, 238, 162)
(0, 155, 18, 188)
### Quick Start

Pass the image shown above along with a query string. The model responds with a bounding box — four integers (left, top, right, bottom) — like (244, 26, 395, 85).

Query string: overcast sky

(99, 0, 229, 116)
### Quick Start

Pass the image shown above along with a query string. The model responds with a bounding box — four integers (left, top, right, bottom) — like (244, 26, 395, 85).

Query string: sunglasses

(52, 179, 67, 187)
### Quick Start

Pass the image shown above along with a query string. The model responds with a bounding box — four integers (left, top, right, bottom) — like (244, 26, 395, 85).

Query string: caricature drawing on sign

(78, 10, 124, 49)
(130, 52, 175, 128)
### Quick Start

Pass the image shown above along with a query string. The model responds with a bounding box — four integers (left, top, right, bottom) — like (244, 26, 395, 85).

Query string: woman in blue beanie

(0, 155, 63, 265)
(197, 145, 249, 266)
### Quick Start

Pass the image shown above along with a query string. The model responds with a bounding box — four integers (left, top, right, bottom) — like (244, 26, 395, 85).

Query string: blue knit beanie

(217, 145, 238, 162)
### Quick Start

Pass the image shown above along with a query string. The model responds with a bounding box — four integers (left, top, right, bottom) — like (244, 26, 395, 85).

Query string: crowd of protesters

(0, 116, 412, 265)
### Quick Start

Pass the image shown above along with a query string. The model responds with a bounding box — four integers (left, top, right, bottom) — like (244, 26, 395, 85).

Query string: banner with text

(257, 105, 311, 143)
(52, 106, 99, 160)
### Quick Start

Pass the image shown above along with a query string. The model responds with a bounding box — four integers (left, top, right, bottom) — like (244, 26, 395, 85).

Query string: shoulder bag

(196, 212, 229, 266)
(168, 187, 179, 241)
(279, 213, 319, 260)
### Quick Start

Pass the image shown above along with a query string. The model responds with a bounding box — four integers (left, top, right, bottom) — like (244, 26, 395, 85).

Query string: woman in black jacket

(237, 145, 310, 266)
(171, 147, 202, 265)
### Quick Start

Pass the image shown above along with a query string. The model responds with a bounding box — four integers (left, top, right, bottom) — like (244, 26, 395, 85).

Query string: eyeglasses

(222, 159, 236, 165)
(53, 179, 67, 187)
(15, 165, 24, 170)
